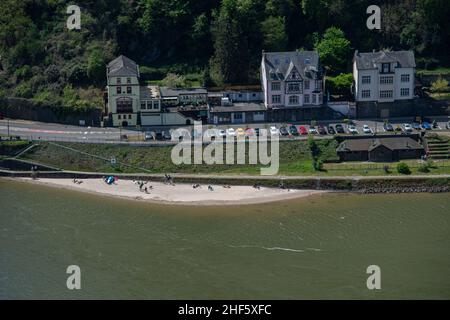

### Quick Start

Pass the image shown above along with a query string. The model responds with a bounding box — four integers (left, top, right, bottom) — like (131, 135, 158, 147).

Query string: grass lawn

(17, 139, 450, 176)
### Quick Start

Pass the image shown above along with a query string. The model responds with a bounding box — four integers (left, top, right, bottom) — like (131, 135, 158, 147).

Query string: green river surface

(1, 179, 449, 299)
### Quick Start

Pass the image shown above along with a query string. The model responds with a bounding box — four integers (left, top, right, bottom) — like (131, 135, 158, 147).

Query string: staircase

(426, 135, 450, 160)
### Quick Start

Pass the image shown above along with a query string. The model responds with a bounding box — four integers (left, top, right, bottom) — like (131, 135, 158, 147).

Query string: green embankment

(16, 139, 450, 176)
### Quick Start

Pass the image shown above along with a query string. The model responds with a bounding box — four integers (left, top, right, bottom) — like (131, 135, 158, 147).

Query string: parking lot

(144, 116, 450, 141)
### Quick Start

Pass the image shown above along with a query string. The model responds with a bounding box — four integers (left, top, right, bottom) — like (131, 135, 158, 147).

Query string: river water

(1, 179, 449, 299)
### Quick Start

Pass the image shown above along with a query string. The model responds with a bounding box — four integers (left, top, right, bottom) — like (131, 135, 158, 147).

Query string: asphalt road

(1, 116, 449, 144)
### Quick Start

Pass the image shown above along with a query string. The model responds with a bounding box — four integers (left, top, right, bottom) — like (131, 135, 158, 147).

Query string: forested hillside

(0, 0, 449, 110)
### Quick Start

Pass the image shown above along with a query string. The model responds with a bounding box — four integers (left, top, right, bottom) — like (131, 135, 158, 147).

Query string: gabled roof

(107, 55, 139, 77)
(354, 50, 416, 70)
(337, 137, 423, 152)
(262, 51, 321, 82)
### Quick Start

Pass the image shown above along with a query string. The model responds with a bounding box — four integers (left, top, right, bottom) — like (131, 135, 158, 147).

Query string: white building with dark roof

(261, 51, 324, 108)
(353, 50, 416, 103)
(106, 55, 141, 126)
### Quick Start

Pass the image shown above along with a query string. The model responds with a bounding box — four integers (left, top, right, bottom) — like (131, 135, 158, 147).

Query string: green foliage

(327, 73, 353, 97)
(261, 16, 288, 52)
(431, 77, 449, 93)
(397, 162, 411, 175)
(315, 27, 351, 74)
(161, 73, 187, 88)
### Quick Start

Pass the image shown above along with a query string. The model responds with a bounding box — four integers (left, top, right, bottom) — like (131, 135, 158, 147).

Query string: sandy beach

(11, 177, 326, 205)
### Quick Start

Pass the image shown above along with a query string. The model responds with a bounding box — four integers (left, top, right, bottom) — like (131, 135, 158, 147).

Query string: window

(127, 87, 132, 94)
(271, 82, 281, 91)
(288, 95, 299, 105)
(401, 74, 410, 82)
(116, 87, 122, 94)
(362, 76, 371, 84)
(118, 115, 121, 119)
(286, 82, 302, 93)
(380, 76, 394, 84)
(127, 78, 131, 84)
(304, 94, 310, 104)
(304, 80, 310, 90)
(234, 113, 243, 120)
(381, 63, 391, 73)
(362, 90, 371, 98)
(128, 114, 132, 119)
(117, 78, 121, 84)
(379, 90, 393, 99)
(116, 97, 133, 113)
(312, 94, 317, 104)
(400, 88, 410, 96)
(315, 81, 321, 91)
(272, 95, 281, 104)
(141, 102, 146, 110)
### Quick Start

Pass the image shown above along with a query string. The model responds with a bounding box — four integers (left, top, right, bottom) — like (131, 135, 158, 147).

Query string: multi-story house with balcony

(353, 50, 415, 103)
(261, 51, 324, 109)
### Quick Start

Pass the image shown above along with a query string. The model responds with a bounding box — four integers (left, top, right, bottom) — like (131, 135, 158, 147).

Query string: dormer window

(381, 63, 391, 73)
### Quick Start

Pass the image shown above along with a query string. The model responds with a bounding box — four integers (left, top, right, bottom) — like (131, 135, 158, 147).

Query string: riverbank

(8, 177, 326, 206)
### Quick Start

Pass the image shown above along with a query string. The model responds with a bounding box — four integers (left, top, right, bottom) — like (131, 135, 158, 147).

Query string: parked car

(446, 121, 450, 130)
(299, 125, 308, 135)
(362, 125, 373, 134)
(270, 126, 280, 136)
(402, 123, 413, 133)
(318, 125, 327, 135)
(280, 126, 289, 136)
(383, 123, 394, 132)
(308, 127, 318, 134)
(162, 131, 171, 140)
(395, 125, 402, 132)
(348, 125, 358, 134)
(335, 124, 345, 134)
(218, 129, 226, 138)
(411, 122, 421, 130)
(327, 125, 336, 135)
(226, 128, 236, 137)
(421, 122, 431, 130)
(236, 128, 245, 136)
(432, 120, 439, 129)
(245, 127, 254, 137)
(144, 131, 154, 141)
(289, 125, 299, 135)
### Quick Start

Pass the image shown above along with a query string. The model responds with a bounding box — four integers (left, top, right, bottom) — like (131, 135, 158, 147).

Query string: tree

(261, 16, 288, 52)
(87, 50, 105, 84)
(315, 27, 351, 74)
(326, 73, 353, 98)
(430, 77, 449, 97)
(161, 73, 187, 88)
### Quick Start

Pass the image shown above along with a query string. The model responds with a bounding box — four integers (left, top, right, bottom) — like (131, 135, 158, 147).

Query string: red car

(245, 127, 254, 137)
(299, 125, 308, 135)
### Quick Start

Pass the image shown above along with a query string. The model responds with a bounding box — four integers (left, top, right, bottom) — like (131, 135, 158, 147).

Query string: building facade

(353, 50, 415, 103)
(106, 55, 141, 127)
(261, 51, 324, 108)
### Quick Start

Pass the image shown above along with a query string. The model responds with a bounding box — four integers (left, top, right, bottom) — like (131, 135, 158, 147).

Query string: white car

(269, 126, 280, 136)
(218, 129, 226, 137)
(348, 125, 358, 134)
(226, 128, 236, 137)
(308, 127, 318, 134)
(402, 123, 413, 132)
(362, 125, 373, 134)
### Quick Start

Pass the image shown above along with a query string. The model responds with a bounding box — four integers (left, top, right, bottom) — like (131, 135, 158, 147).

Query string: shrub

(417, 164, 430, 173)
(397, 162, 411, 175)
